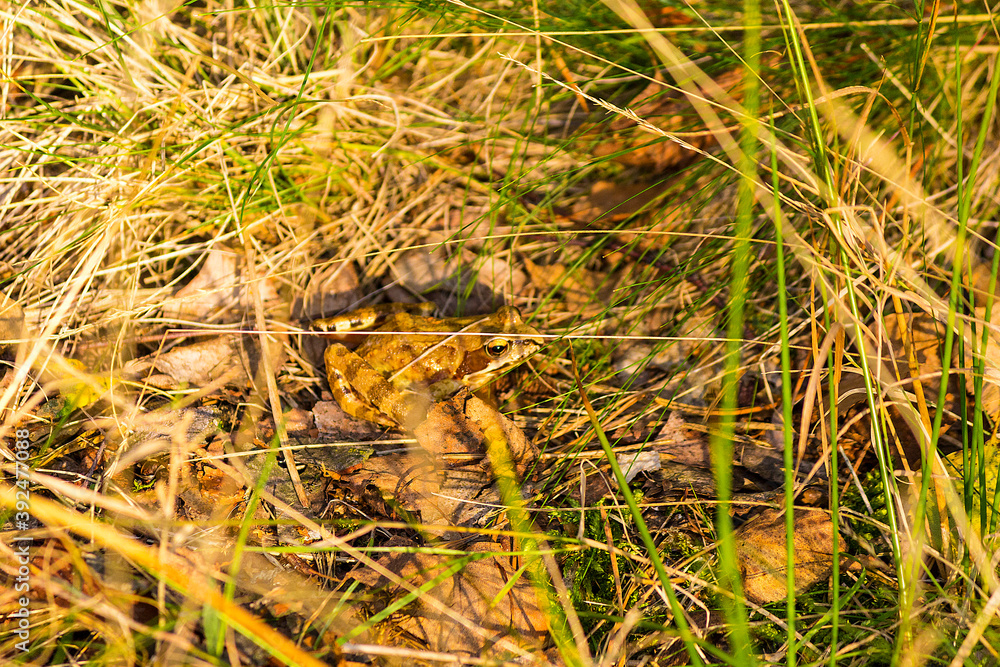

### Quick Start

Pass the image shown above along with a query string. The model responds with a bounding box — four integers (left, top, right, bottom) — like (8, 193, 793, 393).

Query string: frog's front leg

(324, 343, 414, 428)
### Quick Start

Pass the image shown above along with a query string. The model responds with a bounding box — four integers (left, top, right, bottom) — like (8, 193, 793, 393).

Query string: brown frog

(315, 303, 543, 429)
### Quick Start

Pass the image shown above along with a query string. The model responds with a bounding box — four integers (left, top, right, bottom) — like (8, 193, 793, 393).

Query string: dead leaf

(0, 291, 35, 396)
(350, 540, 547, 655)
(162, 246, 281, 321)
(389, 244, 455, 295)
(344, 454, 498, 529)
(312, 400, 384, 440)
(652, 412, 712, 467)
(831, 311, 967, 471)
(570, 180, 670, 222)
(106, 405, 224, 476)
(150, 337, 247, 386)
(524, 258, 618, 315)
(653, 413, 785, 484)
(233, 551, 364, 642)
(0, 289, 25, 353)
(415, 395, 490, 464)
(297, 260, 362, 321)
(176, 460, 245, 522)
(123, 334, 285, 390)
(617, 451, 661, 483)
(459, 395, 539, 477)
(241, 440, 371, 516)
(409, 393, 539, 475)
(734, 507, 837, 605)
(471, 255, 529, 298)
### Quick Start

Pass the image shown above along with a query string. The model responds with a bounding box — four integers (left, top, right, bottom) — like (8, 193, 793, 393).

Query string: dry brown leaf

(471, 255, 530, 298)
(841, 312, 967, 470)
(457, 394, 539, 476)
(0, 290, 27, 392)
(176, 460, 246, 523)
(734, 507, 837, 605)
(343, 399, 487, 528)
(388, 245, 455, 295)
(414, 395, 490, 463)
(344, 453, 498, 529)
(350, 540, 547, 655)
(570, 180, 670, 222)
(653, 412, 785, 484)
(444, 210, 515, 249)
(312, 400, 384, 440)
(150, 337, 247, 386)
(523, 258, 617, 314)
(590, 72, 712, 173)
(123, 334, 286, 390)
(233, 552, 364, 643)
(410, 393, 539, 475)
(0, 290, 25, 351)
(617, 451, 661, 482)
(652, 412, 712, 467)
(162, 246, 281, 321)
(298, 260, 362, 321)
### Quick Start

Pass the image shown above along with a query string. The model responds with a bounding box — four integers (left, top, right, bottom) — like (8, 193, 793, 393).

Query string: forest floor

(2, 1, 1000, 665)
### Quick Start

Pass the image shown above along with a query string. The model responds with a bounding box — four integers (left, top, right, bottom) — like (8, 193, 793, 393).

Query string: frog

(314, 303, 543, 429)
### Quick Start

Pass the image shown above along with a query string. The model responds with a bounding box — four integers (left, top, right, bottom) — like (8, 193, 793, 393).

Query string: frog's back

(357, 312, 466, 377)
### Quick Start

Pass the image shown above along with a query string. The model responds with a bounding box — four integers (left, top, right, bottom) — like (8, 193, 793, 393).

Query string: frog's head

(450, 306, 543, 393)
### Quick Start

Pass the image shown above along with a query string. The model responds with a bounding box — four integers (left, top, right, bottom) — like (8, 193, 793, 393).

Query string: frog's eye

(485, 338, 510, 357)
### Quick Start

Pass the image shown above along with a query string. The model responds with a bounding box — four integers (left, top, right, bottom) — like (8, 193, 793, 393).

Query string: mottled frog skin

(315, 304, 542, 428)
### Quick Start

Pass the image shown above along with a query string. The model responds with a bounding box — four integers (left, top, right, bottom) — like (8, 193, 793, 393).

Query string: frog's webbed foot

(324, 343, 420, 428)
